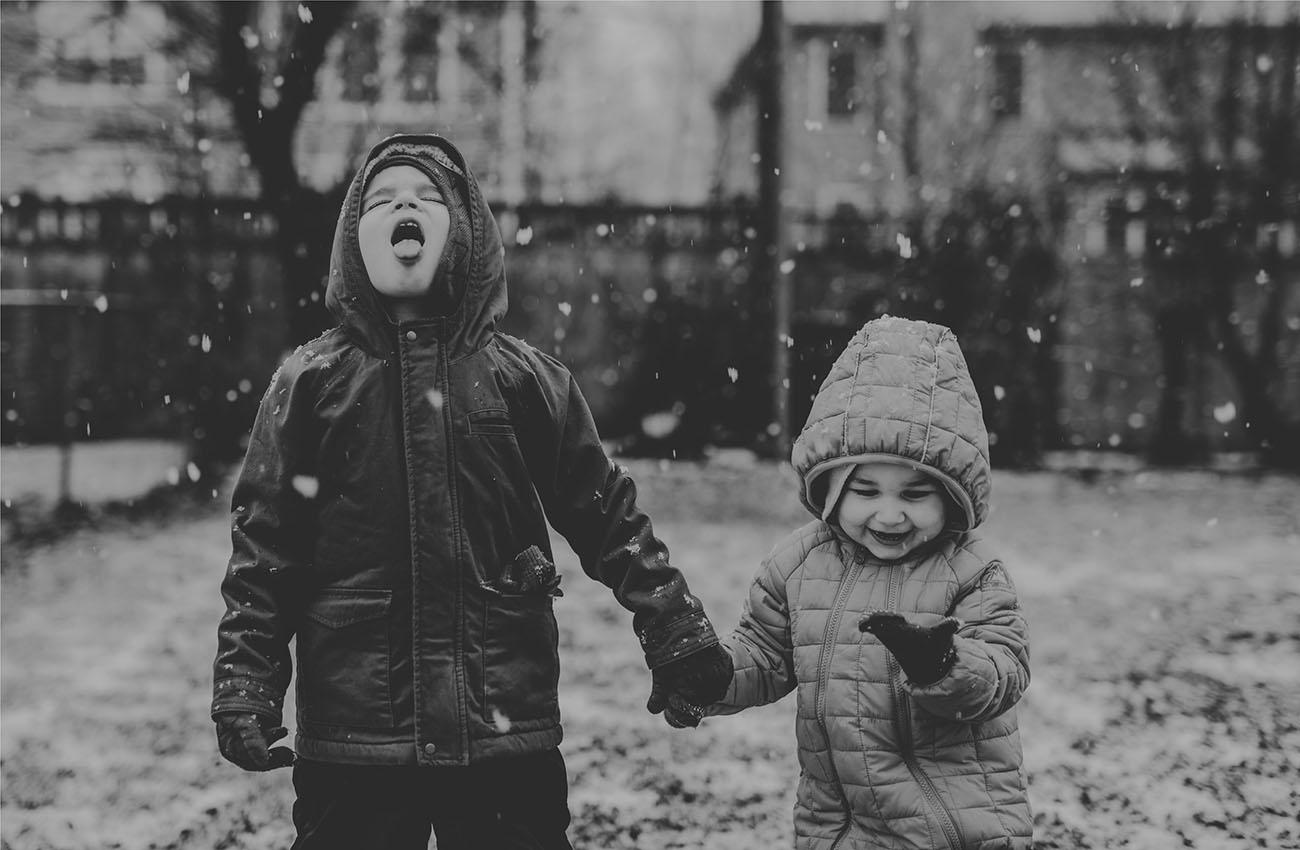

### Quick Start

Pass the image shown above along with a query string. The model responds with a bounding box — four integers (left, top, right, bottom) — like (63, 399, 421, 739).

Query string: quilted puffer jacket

(212, 133, 717, 766)
(713, 317, 1033, 849)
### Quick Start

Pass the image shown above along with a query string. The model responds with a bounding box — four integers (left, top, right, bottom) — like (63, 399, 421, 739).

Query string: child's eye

(849, 488, 879, 498)
(903, 489, 936, 501)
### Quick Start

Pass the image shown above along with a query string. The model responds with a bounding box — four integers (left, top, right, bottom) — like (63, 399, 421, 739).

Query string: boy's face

(834, 462, 947, 560)
(358, 164, 451, 305)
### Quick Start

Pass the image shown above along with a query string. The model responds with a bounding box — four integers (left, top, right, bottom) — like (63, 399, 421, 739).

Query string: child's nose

(874, 501, 907, 524)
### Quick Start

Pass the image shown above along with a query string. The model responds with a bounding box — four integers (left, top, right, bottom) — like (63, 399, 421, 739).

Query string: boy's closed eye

(361, 186, 445, 214)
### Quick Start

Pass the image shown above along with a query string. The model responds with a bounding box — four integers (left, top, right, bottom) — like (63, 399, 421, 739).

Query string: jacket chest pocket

(481, 592, 560, 726)
(467, 408, 515, 437)
(297, 589, 394, 730)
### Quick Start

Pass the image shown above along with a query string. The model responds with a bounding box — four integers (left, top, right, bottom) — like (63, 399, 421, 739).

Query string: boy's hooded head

(357, 141, 472, 318)
(792, 316, 991, 536)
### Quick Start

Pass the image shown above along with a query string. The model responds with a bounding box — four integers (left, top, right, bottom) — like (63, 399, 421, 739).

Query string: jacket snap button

(423, 743, 436, 756)
(405, 331, 417, 341)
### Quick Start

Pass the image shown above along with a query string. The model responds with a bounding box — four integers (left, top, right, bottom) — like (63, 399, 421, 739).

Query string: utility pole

(755, 0, 790, 457)
(499, 0, 527, 243)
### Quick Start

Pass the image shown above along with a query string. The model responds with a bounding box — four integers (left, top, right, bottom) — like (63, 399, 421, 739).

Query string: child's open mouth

(868, 529, 911, 546)
(391, 219, 425, 260)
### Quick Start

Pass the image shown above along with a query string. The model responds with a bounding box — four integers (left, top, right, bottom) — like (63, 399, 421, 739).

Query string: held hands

(646, 643, 733, 729)
(859, 612, 960, 686)
(215, 712, 295, 771)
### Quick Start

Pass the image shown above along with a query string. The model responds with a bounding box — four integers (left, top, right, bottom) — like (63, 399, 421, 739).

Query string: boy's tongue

(393, 239, 422, 260)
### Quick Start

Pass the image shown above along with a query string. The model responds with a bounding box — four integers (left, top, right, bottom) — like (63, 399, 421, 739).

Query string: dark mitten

(859, 612, 960, 685)
(661, 693, 706, 729)
(646, 643, 733, 715)
(215, 712, 295, 771)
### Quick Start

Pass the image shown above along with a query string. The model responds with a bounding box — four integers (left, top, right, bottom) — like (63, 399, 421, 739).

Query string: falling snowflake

(1026, 327, 1042, 343)
(993, 386, 1006, 400)
(1213, 402, 1236, 424)
(727, 367, 739, 384)
(176, 71, 191, 95)
(426, 389, 444, 411)
(558, 302, 572, 317)
(896, 233, 914, 259)
(297, 3, 313, 23)
(491, 709, 512, 734)
(93, 294, 109, 313)
(293, 476, 320, 499)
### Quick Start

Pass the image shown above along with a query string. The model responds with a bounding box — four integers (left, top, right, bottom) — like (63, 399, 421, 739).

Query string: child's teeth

(393, 240, 421, 259)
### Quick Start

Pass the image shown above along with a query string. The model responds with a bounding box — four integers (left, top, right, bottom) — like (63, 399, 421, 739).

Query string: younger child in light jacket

(676, 316, 1033, 850)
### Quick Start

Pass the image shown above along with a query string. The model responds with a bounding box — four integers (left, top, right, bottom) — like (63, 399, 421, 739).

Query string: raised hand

(860, 612, 960, 685)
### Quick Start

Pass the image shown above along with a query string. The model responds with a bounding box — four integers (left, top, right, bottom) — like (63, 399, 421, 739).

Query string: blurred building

(712, 0, 1300, 454)
(0, 0, 756, 205)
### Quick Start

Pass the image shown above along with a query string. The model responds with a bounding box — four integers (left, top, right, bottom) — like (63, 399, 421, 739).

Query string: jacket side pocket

(297, 588, 394, 730)
(482, 590, 560, 727)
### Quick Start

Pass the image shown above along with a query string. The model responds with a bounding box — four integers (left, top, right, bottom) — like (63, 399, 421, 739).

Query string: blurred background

(3, 5, 1300, 848)
(1, 0, 1298, 501)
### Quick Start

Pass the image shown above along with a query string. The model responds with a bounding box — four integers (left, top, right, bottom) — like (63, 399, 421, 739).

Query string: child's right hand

(215, 712, 295, 771)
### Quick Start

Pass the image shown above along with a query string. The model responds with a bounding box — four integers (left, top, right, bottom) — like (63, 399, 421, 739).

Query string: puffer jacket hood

(792, 316, 991, 532)
(324, 133, 507, 359)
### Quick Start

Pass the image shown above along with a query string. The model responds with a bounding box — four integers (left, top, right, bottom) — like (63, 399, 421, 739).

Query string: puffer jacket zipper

(886, 564, 965, 850)
(818, 557, 863, 849)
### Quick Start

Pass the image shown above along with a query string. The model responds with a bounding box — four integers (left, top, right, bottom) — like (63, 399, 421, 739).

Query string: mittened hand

(215, 712, 295, 771)
(646, 642, 734, 723)
(860, 612, 960, 686)
(662, 693, 707, 729)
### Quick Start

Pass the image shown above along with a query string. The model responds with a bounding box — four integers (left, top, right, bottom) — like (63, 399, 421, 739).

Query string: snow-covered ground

(2, 459, 1297, 849)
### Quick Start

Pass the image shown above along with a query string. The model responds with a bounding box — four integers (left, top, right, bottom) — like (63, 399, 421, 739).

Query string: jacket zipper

(885, 565, 966, 850)
(435, 323, 471, 761)
(818, 558, 863, 849)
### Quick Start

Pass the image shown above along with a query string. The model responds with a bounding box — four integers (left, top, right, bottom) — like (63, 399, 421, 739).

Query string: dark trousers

(290, 749, 573, 850)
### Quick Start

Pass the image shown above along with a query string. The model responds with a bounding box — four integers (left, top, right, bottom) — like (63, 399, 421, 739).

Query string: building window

(340, 16, 381, 102)
(55, 55, 146, 86)
(402, 6, 441, 102)
(991, 47, 1022, 119)
(828, 46, 858, 116)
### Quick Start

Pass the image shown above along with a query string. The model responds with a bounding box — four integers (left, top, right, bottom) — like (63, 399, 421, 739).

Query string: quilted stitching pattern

(716, 318, 1030, 848)
(792, 317, 991, 531)
(719, 523, 1032, 848)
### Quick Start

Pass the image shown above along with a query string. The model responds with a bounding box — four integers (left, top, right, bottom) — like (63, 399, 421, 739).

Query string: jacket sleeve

(709, 554, 797, 715)
(211, 357, 316, 723)
(519, 358, 717, 670)
(906, 560, 1030, 723)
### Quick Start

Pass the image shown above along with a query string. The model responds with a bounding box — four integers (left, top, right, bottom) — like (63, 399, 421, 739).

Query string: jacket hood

(791, 316, 991, 531)
(324, 133, 508, 356)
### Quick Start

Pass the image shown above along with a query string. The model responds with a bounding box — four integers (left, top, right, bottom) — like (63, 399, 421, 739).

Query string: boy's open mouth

(868, 529, 910, 546)
(391, 219, 425, 260)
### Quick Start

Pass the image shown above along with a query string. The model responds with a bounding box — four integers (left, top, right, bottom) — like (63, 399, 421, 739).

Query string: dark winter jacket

(212, 133, 718, 766)
(713, 318, 1033, 849)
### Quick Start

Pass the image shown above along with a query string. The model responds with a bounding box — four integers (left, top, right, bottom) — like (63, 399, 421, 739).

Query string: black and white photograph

(1, 1, 1297, 848)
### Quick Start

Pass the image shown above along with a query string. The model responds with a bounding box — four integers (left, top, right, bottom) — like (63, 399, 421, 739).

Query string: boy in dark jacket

(211, 133, 731, 849)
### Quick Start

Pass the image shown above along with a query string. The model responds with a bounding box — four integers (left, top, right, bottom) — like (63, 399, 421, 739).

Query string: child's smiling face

(358, 164, 451, 308)
(833, 462, 948, 560)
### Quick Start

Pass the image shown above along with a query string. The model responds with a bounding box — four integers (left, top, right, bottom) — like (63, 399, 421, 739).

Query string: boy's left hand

(860, 612, 960, 685)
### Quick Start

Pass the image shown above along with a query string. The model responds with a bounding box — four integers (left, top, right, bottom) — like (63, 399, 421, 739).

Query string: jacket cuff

(212, 676, 285, 724)
(639, 610, 720, 670)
